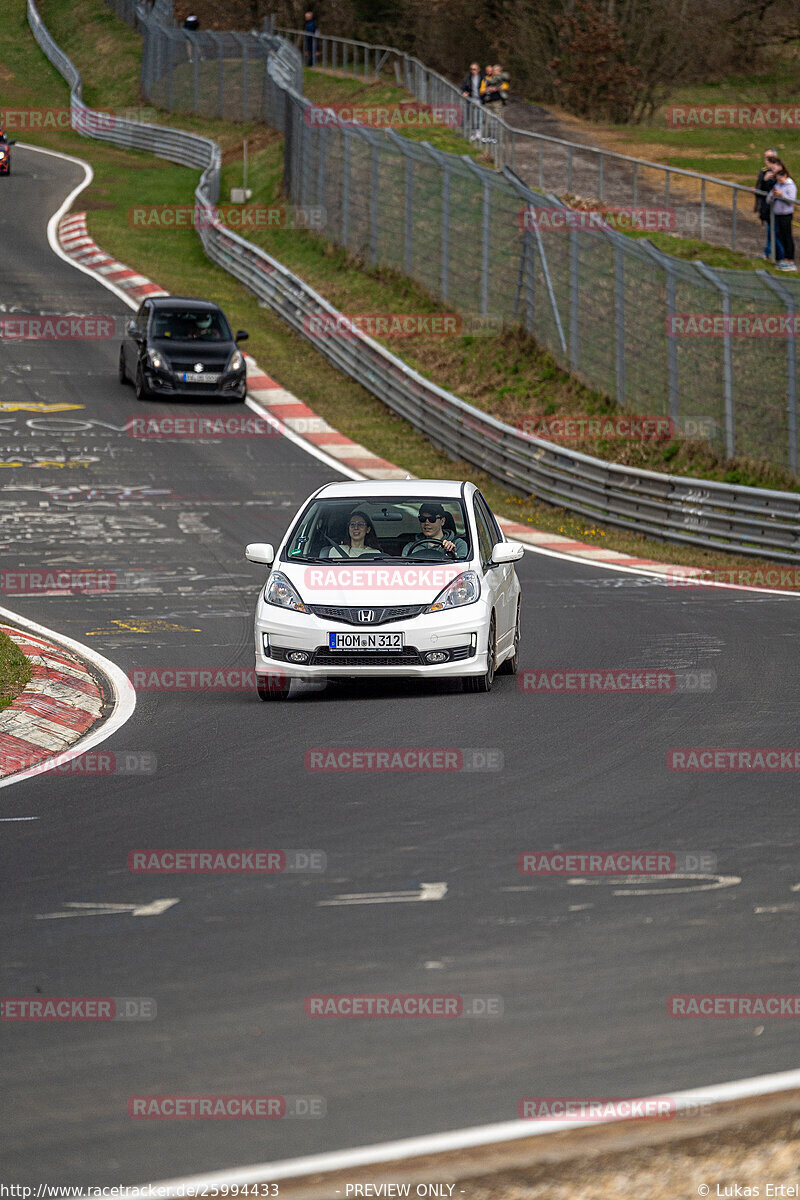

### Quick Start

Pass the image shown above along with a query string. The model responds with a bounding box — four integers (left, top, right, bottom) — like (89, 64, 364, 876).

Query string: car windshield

(151, 308, 231, 341)
(282, 497, 472, 562)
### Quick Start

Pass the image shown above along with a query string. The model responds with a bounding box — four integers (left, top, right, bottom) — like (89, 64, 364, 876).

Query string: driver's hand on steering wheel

(441, 539, 456, 554)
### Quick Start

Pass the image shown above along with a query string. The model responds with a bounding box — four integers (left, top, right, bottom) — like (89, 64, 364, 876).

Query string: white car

(245, 480, 524, 699)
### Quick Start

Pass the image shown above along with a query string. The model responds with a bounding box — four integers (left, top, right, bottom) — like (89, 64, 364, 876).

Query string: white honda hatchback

(245, 480, 524, 699)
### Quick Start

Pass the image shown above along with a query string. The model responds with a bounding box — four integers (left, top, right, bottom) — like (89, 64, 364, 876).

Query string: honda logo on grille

(358, 609, 375, 622)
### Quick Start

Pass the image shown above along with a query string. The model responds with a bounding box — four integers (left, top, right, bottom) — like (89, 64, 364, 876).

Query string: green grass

(0, 631, 32, 712)
(9, 0, 800, 582)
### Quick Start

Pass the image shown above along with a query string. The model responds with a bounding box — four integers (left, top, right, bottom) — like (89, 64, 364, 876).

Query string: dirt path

(502, 96, 763, 254)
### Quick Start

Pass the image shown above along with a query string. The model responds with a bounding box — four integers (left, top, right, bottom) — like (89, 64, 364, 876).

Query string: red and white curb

(54, 207, 782, 590)
(58, 212, 168, 302)
(0, 624, 106, 779)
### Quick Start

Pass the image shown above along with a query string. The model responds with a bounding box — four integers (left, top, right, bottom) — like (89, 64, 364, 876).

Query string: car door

(474, 492, 513, 653)
(126, 301, 150, 376)
(472, 494, 507, 650)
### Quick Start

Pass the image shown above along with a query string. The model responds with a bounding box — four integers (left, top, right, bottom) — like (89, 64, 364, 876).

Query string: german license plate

(183, 371, 219, 383)
(328, 632, 404, 651)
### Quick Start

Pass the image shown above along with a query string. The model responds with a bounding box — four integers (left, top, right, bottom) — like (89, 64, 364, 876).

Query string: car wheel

(257, 674, 291, 701)
(118, 348, 129, 385)
(463, 613, 496, 693)
(497, 600, 520, 675)
(134, 365, 150, 401)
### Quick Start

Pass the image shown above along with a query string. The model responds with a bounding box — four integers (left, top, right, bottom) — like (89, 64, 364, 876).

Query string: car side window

(473, 499, 495, 569)
(136, 303, 150, 335)
(475, 492, 502, 544)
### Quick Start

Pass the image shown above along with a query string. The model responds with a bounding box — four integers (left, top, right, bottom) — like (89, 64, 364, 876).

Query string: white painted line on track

(141, 1067, 800, 1194)
(244, 394, 364, 481)
(0, 604, 136, 792)
(19, 143, 139, 311)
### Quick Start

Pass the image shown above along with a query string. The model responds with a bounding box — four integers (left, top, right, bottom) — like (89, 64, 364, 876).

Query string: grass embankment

(0, 632, 32, 712)
(11, 0, 800, 581)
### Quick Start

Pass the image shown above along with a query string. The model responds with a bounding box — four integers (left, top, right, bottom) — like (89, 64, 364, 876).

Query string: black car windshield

(151, 308, 231, 341)
(282, 497, 472, 562)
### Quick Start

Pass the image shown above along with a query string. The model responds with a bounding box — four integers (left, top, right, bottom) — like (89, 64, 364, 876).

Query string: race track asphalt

(1, 144, 798, 1185)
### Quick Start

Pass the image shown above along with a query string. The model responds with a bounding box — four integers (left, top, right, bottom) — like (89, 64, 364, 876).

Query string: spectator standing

(754, 149, 781, 259)
(492, 63, 510, 106)
(460, 62, 484, 101)
(479, 65, 495, 103)
(769, 165, 797, 271)
(304, 11, 318, 67)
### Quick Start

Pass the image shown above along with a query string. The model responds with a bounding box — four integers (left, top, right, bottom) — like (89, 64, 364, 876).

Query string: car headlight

(425, 570, 481, 612)
(226, 350, 244, 373)
(265, 571, 309, 613)
(0, 151, 6, 160)
(147, 348, 171, 372)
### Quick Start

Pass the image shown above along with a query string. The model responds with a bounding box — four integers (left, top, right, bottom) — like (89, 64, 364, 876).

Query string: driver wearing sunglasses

(402, 503, 468, 558)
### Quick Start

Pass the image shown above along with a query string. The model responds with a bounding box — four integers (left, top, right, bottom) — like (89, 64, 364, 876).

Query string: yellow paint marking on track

(86, 619, 202, 635)
(0, 402, 85, 412)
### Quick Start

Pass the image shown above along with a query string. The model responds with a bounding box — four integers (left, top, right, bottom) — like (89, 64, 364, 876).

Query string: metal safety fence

(278, 27, 769, 256)
(26, 0, 800, 560)
(130, 6, 799, 478)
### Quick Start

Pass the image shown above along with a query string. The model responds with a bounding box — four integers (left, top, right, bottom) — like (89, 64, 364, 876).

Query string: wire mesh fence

(76, 0, 800, 477)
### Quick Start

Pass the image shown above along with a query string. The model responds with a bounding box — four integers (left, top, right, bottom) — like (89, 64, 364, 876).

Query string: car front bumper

(253, 604, 491, 679)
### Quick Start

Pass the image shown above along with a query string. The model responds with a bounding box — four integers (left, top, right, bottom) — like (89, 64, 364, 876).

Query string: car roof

(314, 480, 473, 501)
(148, 297, 223, 311)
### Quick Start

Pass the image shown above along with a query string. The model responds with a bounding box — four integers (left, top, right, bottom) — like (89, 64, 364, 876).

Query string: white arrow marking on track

(566, 874, 740, 896)
(36, 899, 180, 919)
(318, 882, 447, 907)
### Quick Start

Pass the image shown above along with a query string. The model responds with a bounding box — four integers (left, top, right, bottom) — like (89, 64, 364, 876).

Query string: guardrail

(26, 0, 800, 562)
(277, 26, 769, 256)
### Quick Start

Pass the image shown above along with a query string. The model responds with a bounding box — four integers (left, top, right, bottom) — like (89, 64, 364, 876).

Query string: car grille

(268, 644, 475, 666)
(310, 647, 424, 666)
(308, 604, 427, 626)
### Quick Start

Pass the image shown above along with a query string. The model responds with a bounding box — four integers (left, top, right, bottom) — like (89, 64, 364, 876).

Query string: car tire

(463, 614, 496, 693)
(134, 365, 150, 402)
(118, 348, 129, 385)
(257, 675, 291, 701)
(497, 600, 520, 675)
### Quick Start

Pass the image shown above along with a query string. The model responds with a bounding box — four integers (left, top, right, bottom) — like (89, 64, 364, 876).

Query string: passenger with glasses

(402, 503, 468, 558)
(322, 510, 382, 558)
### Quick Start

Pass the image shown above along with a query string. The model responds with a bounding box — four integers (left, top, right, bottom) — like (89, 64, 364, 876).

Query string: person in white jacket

(769, 167, 797, 271)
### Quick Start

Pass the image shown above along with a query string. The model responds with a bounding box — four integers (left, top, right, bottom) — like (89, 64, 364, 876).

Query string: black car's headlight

(147, 348, 171, 373)
(225, 349, 245, 374)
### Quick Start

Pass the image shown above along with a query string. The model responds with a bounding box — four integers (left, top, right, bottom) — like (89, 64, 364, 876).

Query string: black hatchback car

(0, 133, 15, 176)
(119, 296, 249, 401)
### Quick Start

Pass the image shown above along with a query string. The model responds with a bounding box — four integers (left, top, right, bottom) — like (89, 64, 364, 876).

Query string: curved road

(1, 145, 798, 1184)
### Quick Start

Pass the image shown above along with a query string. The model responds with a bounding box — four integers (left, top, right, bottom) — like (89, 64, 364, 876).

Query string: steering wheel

(407, 537, 454, 559)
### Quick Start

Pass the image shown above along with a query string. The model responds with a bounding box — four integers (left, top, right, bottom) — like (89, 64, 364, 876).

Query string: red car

(0, 135, 15, 176)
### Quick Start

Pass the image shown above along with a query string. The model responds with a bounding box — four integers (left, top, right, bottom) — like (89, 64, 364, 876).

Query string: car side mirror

(126, 321, 143, 341)
(235, 330, 249, 342)
(489, 540, 525, 565)
(245, 542, 274, 565)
